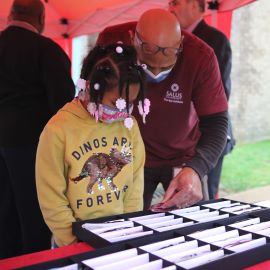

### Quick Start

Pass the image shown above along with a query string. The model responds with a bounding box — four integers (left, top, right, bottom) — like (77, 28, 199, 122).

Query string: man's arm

(160, 111, 228, 209)
(160, 49, 228, 209)
(185, 111, 228, 180)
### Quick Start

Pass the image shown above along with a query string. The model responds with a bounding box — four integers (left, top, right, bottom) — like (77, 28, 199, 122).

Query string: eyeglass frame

(134, 30, 184, 57)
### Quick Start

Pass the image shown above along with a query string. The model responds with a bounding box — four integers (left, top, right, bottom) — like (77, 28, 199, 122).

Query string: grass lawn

(220, 140, 270, 193)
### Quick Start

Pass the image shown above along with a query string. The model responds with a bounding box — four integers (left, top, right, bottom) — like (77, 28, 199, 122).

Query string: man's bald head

(9, 0, 45, 34)
(137, 9, 181, 48)
(134, 9, 182, 76)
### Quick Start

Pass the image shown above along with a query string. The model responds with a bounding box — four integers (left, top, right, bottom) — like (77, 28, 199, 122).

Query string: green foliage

(221, 140, 270, 193)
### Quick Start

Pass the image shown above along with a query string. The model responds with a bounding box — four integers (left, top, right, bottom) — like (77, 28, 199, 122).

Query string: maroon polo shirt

(97, 22, 228, 169)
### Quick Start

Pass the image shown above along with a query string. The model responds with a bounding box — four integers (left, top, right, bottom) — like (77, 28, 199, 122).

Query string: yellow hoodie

(36, 98, 145, 247)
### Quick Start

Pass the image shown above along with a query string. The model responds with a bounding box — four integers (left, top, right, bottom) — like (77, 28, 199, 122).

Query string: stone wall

(230, 0, 270, 143)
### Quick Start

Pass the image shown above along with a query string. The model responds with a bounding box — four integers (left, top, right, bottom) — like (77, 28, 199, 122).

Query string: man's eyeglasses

(135, 30, 183, 57)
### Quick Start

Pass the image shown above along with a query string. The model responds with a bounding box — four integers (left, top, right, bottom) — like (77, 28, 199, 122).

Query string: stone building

(230, 0, 270, 143)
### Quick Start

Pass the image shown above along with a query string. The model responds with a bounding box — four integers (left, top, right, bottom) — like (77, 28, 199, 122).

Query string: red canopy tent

(0, 0, 257, 56)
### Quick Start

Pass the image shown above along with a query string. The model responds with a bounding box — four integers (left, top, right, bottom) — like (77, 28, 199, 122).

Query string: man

(169, 0, 235, 199)
(0, 0, 75, 259)
(96, 9, 228, 210)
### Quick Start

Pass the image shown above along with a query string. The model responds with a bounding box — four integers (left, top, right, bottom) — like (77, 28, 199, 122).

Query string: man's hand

(159, 167, 203, 209)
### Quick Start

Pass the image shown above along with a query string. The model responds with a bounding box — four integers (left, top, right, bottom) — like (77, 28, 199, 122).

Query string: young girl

(36, 44, 150, 247)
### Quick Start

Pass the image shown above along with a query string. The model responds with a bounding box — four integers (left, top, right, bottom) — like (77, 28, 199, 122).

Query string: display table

(0, 243, 269, 270)
(246, 261, 270, 270)
(0, 243, 93, 269)
(1, 200, 270, 269)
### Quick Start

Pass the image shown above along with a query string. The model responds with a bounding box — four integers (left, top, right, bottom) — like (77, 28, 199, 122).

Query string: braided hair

(80, 44, 146, 115)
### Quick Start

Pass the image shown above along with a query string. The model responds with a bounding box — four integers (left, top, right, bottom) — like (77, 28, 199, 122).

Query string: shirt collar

(185, 17, 203, 33)
(7, 20, 39, 34)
